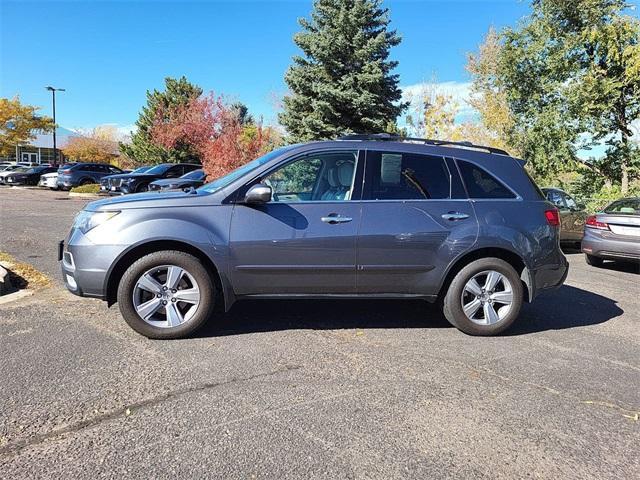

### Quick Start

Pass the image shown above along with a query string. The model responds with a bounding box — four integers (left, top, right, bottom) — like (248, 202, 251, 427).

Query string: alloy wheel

(460, 270, 514, 325)
(132, 265, 201, 328)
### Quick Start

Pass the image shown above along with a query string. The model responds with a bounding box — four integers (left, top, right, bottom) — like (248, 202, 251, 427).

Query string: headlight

(73, 210, 120, 234)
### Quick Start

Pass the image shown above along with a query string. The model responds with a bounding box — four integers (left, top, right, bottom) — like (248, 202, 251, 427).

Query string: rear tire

(117, 250, 216, 339)
(79, 178, 93, 186)
(585, 254, 604, 267)
(443, 258, 523, 336)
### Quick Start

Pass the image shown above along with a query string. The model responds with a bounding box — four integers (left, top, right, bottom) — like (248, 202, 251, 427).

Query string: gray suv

(59, 136, 568, 339)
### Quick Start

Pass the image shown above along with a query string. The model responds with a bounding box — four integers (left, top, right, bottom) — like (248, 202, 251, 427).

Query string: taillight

(544, 208, 560, 227)
(586, 215, 609, 230)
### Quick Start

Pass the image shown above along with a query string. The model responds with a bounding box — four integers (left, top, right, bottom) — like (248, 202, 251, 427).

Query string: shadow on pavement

(509, 284, 624, 335)
(195, 284, 623, 338)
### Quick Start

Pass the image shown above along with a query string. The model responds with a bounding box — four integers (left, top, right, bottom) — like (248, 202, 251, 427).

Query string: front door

(229, 150, 363, 295)
(356, 150, 478, 296)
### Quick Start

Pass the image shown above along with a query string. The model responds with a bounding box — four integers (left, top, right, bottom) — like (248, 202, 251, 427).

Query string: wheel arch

(105, 239, 231, 310)
(437, 247, 533, 303)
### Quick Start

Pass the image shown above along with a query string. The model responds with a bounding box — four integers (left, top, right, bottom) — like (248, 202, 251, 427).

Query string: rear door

(356, 150, 478, 296)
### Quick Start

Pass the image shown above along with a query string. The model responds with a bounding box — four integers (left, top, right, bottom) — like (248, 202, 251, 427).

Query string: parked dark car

(111, 163, 201, 194)
(541, 188, 588, 245)
(60, 135, 568, 339)
(100, 165, 152, 193)
(582, 197, 640, 268)
(4, 165, 57, 185)
(57, 163, 123, 190)
(149, 169, 206, 192)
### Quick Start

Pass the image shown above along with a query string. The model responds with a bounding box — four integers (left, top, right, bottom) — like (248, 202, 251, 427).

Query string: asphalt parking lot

(0, 187, 638, 479)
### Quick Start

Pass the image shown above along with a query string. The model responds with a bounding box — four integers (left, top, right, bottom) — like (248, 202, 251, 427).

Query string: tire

(117, 250, 216, 339)
(79, 178, 93, 186)
(585, 254, 604, 267)
(136, 183, 149, 193)
(443, 258, 523, 336)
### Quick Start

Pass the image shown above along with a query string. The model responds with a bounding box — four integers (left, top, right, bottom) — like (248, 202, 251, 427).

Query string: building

(2, 127, 79, 164)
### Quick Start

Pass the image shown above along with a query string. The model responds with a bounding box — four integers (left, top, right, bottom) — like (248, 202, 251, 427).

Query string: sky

(0, 0, 532, 135)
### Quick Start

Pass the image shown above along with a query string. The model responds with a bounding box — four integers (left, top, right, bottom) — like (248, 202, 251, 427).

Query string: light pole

(46, 86, 65, 165)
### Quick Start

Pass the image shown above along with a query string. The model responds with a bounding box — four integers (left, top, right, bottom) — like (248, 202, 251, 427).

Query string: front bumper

(59, 232, 126, 299)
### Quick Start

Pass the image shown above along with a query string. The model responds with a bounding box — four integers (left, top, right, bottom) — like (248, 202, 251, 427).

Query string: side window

(457, 160, 516, 199)
(563, 193, 577, 210)
(263, 151, 357, 202)
(546, 190, 566, 209)
(363, 151, 450, 200)
(165, 166, 183, 178)
(108, 166, 121, 174)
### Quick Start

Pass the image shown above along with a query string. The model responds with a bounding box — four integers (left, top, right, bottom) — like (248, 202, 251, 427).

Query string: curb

(0, 265, 11, 296)
(68, 192, 101, 198)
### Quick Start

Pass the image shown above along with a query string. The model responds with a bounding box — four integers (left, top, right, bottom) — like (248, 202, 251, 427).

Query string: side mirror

(244, 183, 272, 204)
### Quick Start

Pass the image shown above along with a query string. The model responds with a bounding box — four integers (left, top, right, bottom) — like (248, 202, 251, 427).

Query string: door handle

(321, 215, 353, 224)
(441, 212, 470, 221)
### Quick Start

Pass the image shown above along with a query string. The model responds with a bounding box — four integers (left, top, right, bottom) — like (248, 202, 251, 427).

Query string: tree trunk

(621, 129, 629, 196)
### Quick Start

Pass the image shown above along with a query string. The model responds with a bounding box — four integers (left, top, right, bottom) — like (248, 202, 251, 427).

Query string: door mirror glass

(244, 183, 272, 204)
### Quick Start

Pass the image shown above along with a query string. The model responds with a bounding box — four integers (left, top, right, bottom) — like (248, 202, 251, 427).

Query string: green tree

(496, 0, 640, 193)
(120, 76, 203, 165)
(0, 96, 53, 157)
(279, 0, 407, 141)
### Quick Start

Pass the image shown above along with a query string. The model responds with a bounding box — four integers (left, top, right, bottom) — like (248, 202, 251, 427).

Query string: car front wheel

(117, 250, 216, 339)
(443, 258, 523, 336)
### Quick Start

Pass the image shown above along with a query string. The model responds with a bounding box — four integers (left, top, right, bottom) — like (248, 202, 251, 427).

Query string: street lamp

(46, 86, 65, 166)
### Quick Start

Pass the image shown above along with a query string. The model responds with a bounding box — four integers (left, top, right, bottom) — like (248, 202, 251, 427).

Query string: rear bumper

(529, 256, 569, 300)
(582, 229, 640, 262)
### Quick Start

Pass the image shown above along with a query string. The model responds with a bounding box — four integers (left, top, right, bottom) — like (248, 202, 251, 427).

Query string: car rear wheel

(585, 254, 604, 267)
(443, 258, 523, 336)
(117, 250, 216, 339)
(79, 178, 93, 186)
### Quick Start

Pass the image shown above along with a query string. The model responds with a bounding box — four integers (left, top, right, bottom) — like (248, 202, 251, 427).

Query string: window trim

(454, 158, 521, 201)
(361, 149, 455, 202)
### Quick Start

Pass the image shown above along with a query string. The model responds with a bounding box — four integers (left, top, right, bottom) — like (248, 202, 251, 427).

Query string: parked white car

(39, 171, 59, 190)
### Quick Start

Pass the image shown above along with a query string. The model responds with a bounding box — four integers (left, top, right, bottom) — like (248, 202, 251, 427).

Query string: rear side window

(363, 151, 450, 200)
(457, 160, 516, 199)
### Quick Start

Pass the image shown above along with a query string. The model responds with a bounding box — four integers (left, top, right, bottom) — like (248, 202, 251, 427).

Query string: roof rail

(336, 133, 510, 156)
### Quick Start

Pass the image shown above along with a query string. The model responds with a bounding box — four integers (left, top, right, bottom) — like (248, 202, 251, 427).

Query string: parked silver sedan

(582, 197, 640, 267)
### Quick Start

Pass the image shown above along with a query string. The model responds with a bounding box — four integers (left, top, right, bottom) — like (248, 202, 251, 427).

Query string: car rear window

(604, 198, 640, 215)
(457, 160, 516, 199)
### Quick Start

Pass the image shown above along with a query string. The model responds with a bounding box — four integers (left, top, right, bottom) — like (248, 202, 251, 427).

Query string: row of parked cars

(0, 161, 206, 193)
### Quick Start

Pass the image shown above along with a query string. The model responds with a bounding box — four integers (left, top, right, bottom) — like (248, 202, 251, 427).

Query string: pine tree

(279, 0, 407, 141)
(120, 76, 203, 164)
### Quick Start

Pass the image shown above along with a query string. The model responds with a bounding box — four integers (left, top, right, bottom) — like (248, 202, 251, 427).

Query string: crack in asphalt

(0, 364, 301, 457)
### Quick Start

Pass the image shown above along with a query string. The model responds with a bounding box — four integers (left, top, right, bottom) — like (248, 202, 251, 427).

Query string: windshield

(144, 164, 171, 175)
(604, 198, 640, 215)
(11, 167, 29, 173)
(198, 146, 297, 194)
(132, 166, 152, 174)
(181, 169, 204, 180)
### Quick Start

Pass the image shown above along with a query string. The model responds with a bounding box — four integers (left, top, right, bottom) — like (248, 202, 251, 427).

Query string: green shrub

(70, 183, 100, 194)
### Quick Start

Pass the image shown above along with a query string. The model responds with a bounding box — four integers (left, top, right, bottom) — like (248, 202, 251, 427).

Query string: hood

(84, 189, 213, 211)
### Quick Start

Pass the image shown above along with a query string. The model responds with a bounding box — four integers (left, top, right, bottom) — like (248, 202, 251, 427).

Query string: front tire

(443, 258, 523, 336)
(117, 250, 216, 339)
(585, 254, 604, 267)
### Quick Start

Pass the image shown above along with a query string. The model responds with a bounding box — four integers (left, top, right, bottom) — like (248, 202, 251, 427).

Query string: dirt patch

(0, 252, 52, 290)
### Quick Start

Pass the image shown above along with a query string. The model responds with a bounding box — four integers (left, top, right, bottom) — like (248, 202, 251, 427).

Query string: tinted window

(145, 164, 172, 175)
(364, 151, 450, 200)
(182, 169, 205, 180)
(165, 166, 183, 178)
(457, 161, 516, 199)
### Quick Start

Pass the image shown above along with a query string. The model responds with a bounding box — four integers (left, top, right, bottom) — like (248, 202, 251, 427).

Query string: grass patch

(0, 252, 52, 289)
(70, 183, 100, 194)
